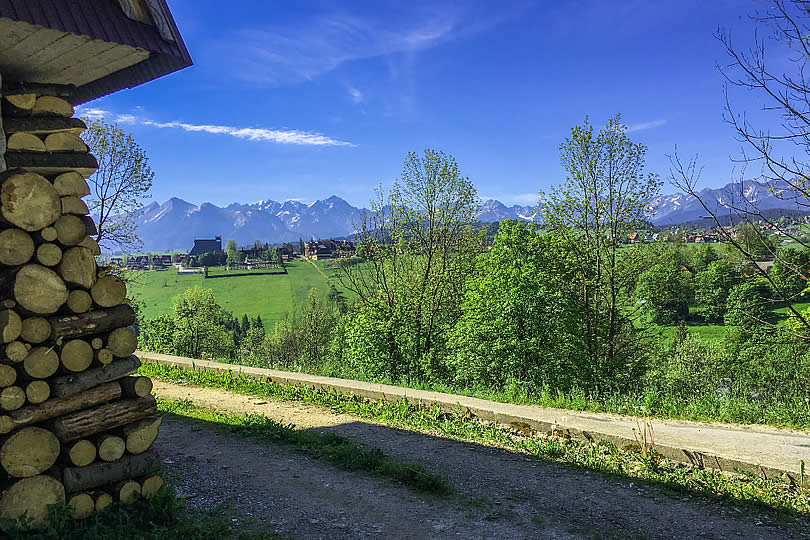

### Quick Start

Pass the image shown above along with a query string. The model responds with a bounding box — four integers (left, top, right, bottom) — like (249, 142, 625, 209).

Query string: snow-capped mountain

(128, 180, 801, 251)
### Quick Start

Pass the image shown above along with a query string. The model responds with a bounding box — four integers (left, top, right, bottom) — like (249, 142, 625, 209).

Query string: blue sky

(78, 0, 776, 208)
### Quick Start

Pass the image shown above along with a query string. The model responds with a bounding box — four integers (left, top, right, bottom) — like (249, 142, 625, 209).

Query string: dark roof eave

(71, 52, 192, 105)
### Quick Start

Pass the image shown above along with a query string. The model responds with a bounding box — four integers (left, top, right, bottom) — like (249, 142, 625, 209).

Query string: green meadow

(127, 260, 353, 330)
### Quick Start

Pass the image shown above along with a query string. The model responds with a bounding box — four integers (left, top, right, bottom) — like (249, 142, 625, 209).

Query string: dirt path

(153, 380, 808, 539)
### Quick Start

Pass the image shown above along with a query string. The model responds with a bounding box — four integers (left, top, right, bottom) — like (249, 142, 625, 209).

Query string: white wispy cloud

(142, 120, 353, 146)
(626, 119, 667, 132)
(77, 106, 354, 147)
(348, 86, 364, 103)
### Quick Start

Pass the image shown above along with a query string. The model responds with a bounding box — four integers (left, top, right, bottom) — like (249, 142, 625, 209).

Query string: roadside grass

(225, 353, 810, 430)
(158, 397, 450, 495)
(0, 483, 281, 540)
(141, 363, 810, 519)
(128, 261, 351, 330)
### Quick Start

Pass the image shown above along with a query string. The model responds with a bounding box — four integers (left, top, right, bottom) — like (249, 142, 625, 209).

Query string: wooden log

(95, 348, 113, 365)
(67, 290, 92, 314)
(32, 96, 74, 117)
(0, 426, 60, 477)
(122, 416, 161, 455)
(36, 226, 58, 243)
(20, 317, 51, 344)
(9, 381, 121, 427)
(0, 416, 13, 434)
(120, 376, 152, 398)
(61, 196, 89, 216)
(94, 434, 125, 462)
(60, 339, 93, 373)
(59, 247, 97, 289)
(140, 474, 164, 499)
(67, 492, 94, 519)
(2, 81, 74, 98)
(0, 386, 25, 411)
(4, 94, 36, 110)
(55, 215, 87, 247)
(0, 171, 61, 231)
(0, 475, 65, 528)
(62, 450, 159, 493)
(35, 243, 63, 267)
(24, 347, 59, 379)
(2, 116, 86, 136)
(45, 133, 87, 153)
(25, 380, 50, 404)
(90, 337, 103, 350)
(90, 275, 127, 308)
(0, 365, 16, 387)
(0, 228, 34, 266)
(50, 304, 136, 340)
(108, 327, 137, 358)
(82, 215, 98, 236)
(2, 341, 28, 363)
(50, 356, 139, 399)
(0, 310, 21, 343)
(51, 395, 156, 441)
(65, 439, 96, 467)
(114, 479, 141, 504)
(3, 152, 98, 178)
(94, 491, 113, 511)
(6, 132, 46, 152)
(78, 236, 101, 256)
(53, 171, 91, 197)
(13, 264, 69, 314)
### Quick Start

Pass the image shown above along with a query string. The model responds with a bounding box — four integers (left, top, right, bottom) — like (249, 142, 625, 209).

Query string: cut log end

(66, 439, 96, 467)
(123, 415, 162, 455)
(0, 427, 60, 477)
(0, 475, 65, 528)
(6, 132, 46, 152)
(60, 196, 89, 216)
(4, 340, 28, 363)
(67, 290, 92, 314)
(24, 346, 60, 379)
(45, 133, 87, 153)
(14, 264, 69, 315)
(140, 474, 164, 499)
(95, 434, 125, 462)
(53, 172, 91, 197)
(0, 386, 25, 411)
(0, 172, 61, 231)
(116, 479, 141, 504)
(0, 310, 22, 344)
(32, 96, 74, 117)
(61, 339, 94, 373)
(20, 317, 51, 344)
(121, 376, 153, 398)
(55, 215, 88, 247)
(94, 492, 113, 511)
(108, 327, 137, 358)
(59, 247, 96, 289)
(0, 364, 17, 387)
(25, 380, 50, 404)
(0, 228, 35, 266)
(91, 275, 127, 308)
(5, 94, 36, 110)
(36, 243, 63, 267)
(67, 493, 94, 520)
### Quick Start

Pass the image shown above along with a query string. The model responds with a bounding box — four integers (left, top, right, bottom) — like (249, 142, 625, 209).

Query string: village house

(189, 236, 222, 257)
(304, 239, 355, 259)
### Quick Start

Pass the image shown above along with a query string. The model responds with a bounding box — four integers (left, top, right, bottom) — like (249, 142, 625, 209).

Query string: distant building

(304, 239, 355, 259)
(189, 236, 222, 256)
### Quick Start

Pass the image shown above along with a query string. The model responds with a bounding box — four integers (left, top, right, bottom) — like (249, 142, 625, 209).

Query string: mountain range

(130, 180, 802, 252)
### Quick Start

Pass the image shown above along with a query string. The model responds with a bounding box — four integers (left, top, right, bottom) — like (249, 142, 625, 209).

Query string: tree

(171, 286, 234, 359)
(338, 149, 483, 381)
(670, 1, 810, 335)
(298, 238, 305, 256)
(690, 244, 720, 273)
(725, 279, 769, 330)
(694, 260, 739, 321)
(635, 262, 691, 324)
(541, 114, 661, 389)
(81, 119, 154, 251)
(449, 220, 581, 390)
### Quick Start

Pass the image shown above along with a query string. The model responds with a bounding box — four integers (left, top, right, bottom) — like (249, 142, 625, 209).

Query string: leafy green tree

(171, 286, 234, 359)
(635, 264, 691, 324)
(298, 238, 305, 256)
(694, 260, 739, 321)
(770, 247, 810, 300)
(541, 114, 661, 389)
(725, 279, 770, 330)
(736, 223, 777, 262)
(690, 244, 720, 273)
(449, 220, 581, 390)
(338, 149, 483, 382)
(138, 314, 176, 354)
(81, 119, 154, 251)
(298, 289, 337, 369)
(225, 239, 243, 266)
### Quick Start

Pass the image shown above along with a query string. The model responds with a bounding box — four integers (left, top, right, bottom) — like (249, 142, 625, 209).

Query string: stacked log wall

(0, 82, 161, 528)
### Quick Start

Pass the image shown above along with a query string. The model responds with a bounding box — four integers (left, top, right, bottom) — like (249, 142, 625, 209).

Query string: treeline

(138, 125, 810, 427)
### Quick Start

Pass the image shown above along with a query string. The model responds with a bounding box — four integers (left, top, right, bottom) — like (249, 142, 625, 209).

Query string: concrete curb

(138, 351, 810, 487)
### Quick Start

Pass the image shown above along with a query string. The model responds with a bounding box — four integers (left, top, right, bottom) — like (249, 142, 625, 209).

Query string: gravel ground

(153, 380, 810, 540)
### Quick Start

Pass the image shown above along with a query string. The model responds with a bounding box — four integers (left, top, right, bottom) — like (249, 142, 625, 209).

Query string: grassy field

(128, 259, 353, 330)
